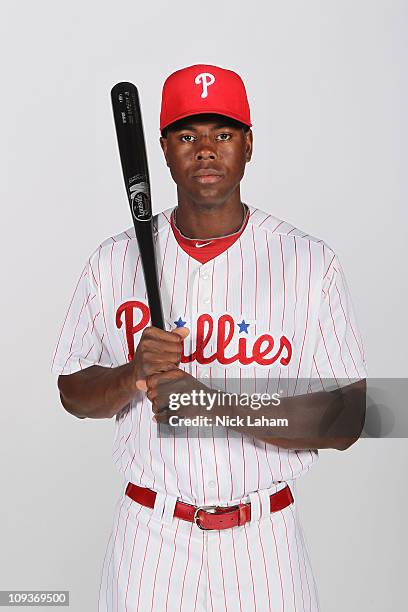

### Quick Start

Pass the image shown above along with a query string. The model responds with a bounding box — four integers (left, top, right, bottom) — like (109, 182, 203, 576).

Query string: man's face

(160, 114, 253, 207)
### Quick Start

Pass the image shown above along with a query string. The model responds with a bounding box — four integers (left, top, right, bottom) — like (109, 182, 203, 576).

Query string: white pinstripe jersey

(52, 205, 367, 506)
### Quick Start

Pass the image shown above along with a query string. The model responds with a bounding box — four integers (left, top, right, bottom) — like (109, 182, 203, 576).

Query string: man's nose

(195, 137, 217, 161)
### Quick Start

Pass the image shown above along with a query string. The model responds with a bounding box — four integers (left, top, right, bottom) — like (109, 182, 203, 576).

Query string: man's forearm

(223, 380, 366, 451)
(58, 363, 139, 419)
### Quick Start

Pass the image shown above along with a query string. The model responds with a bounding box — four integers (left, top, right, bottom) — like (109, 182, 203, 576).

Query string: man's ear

(160, 136, 170, 167)
(245, 129, 253, 163)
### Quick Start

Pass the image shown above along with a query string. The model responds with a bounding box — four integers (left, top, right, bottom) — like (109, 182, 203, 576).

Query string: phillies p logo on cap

(160, 64, 252, 132)
(194, 72, 216, 98)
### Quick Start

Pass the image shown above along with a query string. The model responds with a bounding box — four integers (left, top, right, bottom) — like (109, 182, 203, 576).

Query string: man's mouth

(192, 169, 224, 184)
(194, 175, 223, 184)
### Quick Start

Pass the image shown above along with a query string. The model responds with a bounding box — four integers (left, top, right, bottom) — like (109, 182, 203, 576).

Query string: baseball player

(52, 64, 367, 611)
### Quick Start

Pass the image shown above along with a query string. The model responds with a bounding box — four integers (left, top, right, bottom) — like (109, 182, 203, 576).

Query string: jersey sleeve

(51, 254, 115, 375)
(309, 252, 367, 392)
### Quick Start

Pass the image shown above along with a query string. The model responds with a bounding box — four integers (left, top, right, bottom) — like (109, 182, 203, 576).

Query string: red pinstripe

(312, 356, 325, 391)
(207, 547, 214, 612)
(334, 282, 365, 367)
(292, 237, 298, 342)
(294, 241, 312, 394)
(327, 290, 351, 381)
(173, 426, 182, 498)
(79, 321, 90, 350)
(124, 504, 144, 611)
(318, 321, 338, 382)
(225, 250, 229, 310)
(115, 504, 132, 611)
(83, 343, 94, 361)
(323, 253, 336, 280)
(97, 246, 116, 362)
(125, 395, 144, 484)
(179, 523, 194, 611)
(132, 254, 141, 295)
(59, 293, 92, 373)
(293, 508, 312, 611)
(186, 427, 194, 502)
(257, 522, 273, 611)
(169, 247, 179, 318)
(280, 236, 286, 331)
(239, 238, 244, 314)
(209, 367, 221, 500)
(241, 430, 246, 495)
(120, 240, 130, 300)
(217, 531, 228, 612)
(252, 226, 258, 334)
(271, 221, 284, 234)
(193, 544, 205, 612)
(183, 255, 191, 318)
(89, 259, 99, 286)
(211, 259, 215, 311)
(165, 521, 180, 612)
(158, 421, 168, 494)
(68, 292, 92, 353)
(264, 443, 275, 482)
(197, 426, 206, 504)
(243, 523, 257, 611)
(110, 242, 116, 306)
(258, 213, 272, 226)
(105, 498, 128, 611)
(291, 508, 306, 612)
(270, 517, 285, 611)
(231, 529, 243, 612)
(90, 311, 99, 334)
(159, 227, 171, 288)
(135, 515, 153, 611)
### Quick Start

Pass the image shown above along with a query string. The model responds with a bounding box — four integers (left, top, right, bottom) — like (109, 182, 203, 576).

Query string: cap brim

(161, 109, 252, 132)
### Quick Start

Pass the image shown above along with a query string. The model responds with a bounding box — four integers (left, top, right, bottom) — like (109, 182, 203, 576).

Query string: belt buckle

(194, 505, 218, 530)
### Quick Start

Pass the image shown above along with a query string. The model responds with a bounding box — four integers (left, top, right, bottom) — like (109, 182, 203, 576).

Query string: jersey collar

(169, 205, 250, 264)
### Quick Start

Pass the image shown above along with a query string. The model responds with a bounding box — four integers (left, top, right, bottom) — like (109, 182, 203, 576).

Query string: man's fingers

(146, 368, 186, 389)
(136, 362, 185, 394)
(136, 379, 147, 392)
(171, 327, 190, 340)
(142, 326, 189, 344)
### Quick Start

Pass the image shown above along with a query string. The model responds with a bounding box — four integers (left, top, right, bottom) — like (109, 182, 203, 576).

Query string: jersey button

(208, 480, 216, 488)
(203, 297, 210, 305)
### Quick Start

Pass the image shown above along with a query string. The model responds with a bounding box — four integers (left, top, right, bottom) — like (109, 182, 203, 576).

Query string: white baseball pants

(98, 482, 320, 612)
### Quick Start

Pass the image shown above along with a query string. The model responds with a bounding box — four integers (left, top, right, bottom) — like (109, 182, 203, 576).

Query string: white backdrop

(0, 1, 406, 610)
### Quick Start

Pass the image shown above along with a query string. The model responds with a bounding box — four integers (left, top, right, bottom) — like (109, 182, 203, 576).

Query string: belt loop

(258, 489, 272, 521)
(248, 491, 261, 522)
(161, 494, 178, 526)
(152, 491, 167, 521)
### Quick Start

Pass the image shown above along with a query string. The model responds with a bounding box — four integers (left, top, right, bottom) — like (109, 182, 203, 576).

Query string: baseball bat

(111, 82, 165, 330)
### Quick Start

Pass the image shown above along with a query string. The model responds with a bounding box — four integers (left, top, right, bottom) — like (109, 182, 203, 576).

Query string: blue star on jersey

(238, 319, 250, 334)
(174, 317, 187, 328)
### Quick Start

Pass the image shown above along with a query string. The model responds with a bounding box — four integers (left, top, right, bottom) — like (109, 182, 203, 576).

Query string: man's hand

(131, 326, 190, 392)
(147, 369, 209, 422)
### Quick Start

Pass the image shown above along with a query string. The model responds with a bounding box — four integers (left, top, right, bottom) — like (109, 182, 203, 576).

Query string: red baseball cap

(160, 64, 252, 133)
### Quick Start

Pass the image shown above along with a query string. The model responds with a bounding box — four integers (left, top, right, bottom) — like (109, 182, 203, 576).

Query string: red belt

(125, 482, 294, 530)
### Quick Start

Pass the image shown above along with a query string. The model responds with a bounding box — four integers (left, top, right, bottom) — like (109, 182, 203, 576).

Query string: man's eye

(180, 134, 196, 142)
(216, 133, 231, 141)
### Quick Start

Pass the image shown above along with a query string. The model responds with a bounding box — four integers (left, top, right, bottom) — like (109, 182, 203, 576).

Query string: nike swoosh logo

(195, 241, 213, 248)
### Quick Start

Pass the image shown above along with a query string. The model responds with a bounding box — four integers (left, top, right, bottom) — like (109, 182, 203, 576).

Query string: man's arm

(57, 326, 189, 419)
(149, 371, 367, 451)
(228, 379, 367, 451)
(58, 363, 137, 419)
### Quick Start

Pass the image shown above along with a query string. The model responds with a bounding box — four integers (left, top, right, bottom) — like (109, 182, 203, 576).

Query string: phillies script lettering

(116, 301, 292, 367)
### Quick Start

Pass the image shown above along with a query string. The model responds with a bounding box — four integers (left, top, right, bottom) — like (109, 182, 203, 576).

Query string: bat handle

(136, 221, 166, 330)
